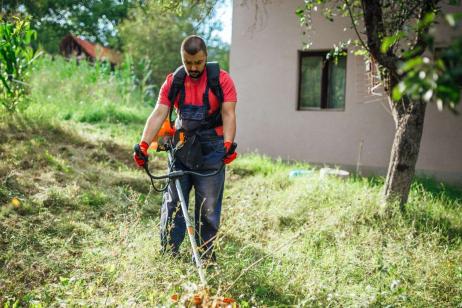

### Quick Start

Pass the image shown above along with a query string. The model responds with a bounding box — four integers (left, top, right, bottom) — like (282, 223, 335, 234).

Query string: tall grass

(221, 158, 462, 306)
(23, 56, 153, 144)
(2, 140, 460, 306)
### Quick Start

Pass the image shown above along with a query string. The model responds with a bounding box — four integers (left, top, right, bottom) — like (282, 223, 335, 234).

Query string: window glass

(327, 56, 346, 109)
(299, 56, 323, 108)
(298, 51, 347, 110)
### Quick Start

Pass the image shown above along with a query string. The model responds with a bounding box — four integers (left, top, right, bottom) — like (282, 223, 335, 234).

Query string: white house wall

(230, 0, 462, 184)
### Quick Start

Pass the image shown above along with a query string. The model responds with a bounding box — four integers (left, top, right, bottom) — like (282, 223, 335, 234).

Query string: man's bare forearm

(221, 102, 236, 142)
(140, 104, 170, 144)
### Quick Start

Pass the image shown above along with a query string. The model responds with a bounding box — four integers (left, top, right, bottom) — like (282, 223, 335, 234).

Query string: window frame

(297, 49, 347, 111)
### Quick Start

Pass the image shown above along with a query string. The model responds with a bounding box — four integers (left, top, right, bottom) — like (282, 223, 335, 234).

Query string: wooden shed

(59, 34, 122, 66)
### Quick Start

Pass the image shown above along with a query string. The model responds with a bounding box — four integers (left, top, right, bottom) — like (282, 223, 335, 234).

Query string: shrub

(0, 17, 39, 113)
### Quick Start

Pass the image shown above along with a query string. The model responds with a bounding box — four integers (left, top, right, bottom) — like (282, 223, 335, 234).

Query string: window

(298, 50, 347, 110)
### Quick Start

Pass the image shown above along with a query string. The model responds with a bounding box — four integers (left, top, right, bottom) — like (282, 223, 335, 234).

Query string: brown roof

(60, 34, 122, 65)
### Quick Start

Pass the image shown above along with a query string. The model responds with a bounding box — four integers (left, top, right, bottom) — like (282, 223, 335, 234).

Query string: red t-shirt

(157, 69, 237, 135)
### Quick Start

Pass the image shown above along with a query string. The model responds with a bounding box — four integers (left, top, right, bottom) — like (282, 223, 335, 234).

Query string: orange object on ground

(171, 289, 238, 307)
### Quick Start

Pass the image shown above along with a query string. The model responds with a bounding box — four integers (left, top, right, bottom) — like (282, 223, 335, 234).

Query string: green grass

(1, 116, 460, 306)
(23, 56, 153, 146)
(1, 58, 461, 306)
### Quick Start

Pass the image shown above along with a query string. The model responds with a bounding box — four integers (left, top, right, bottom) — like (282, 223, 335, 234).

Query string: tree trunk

(384, 98, 427, 208)
(360, 0, 438, 209)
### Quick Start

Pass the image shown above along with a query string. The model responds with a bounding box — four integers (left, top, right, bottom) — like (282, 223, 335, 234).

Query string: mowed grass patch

(1, 122, 461, 306)
(0, 117, 166, 305)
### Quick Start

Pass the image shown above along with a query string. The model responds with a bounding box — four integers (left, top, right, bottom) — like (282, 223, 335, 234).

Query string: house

(59, 34, 122, 67)
(230, 0, 462, 185)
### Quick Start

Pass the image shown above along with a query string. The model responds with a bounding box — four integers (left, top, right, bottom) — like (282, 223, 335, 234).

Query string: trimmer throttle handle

(134, 143, 148, 165)
(228, 142, 237, 154)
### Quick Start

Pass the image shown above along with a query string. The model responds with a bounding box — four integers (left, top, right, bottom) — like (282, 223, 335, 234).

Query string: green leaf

(0, 17, 37, 112)
(0, 73, 12, 94)
(401, 46, 423, 60)
(423, 12, 436, 25)
(353, 49, 368, 56)
(446, 14, 456, 27)
(381, 32, 405, 54)
(392, 82, 405, 101)
(400, 57, 424, 73)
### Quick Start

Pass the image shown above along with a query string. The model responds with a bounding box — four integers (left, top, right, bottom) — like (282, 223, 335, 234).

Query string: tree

(295, 0, 462, 208)
(118, 0, 228, 93)
(1, 0, 138, 53)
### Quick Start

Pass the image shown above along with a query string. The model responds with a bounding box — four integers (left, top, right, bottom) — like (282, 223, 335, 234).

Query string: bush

(0, 17, 38, 113)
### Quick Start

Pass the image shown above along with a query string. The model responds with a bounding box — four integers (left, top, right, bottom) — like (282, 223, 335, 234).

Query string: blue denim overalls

(160, 80, 225, 261)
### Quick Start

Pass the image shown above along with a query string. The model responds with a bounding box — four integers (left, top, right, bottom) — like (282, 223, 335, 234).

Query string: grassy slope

(1, 58, 462, 306)
(1, 120, 461, 307)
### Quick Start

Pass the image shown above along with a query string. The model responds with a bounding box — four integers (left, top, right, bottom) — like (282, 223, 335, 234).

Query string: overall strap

(206, 62, 224, 106)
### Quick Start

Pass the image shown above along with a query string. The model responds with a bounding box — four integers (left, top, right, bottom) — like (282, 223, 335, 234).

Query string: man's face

(182, 50, 207, 79)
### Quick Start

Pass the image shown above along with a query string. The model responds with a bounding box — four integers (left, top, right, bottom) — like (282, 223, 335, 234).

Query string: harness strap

(167, 66, 187, 129)
(167, 62, 224, 130)
(206, 62, 224, 105)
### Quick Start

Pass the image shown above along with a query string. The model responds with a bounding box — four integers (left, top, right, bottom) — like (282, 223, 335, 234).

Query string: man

(133, 35, 237, 263)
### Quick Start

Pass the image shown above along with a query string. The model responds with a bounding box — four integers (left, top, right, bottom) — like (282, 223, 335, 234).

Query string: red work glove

(133, 141, 149, 168)
(223, 141, 238, 165)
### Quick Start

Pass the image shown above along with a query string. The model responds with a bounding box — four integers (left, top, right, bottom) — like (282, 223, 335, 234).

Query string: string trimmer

(134, 136, 237, 306)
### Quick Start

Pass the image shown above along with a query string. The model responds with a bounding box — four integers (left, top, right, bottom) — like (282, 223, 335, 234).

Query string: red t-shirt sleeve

(220, 70, 237, 103)
(157, 74, 174, 107)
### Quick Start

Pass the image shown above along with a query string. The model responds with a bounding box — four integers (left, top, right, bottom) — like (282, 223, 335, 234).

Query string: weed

(79, 191, 108, 209)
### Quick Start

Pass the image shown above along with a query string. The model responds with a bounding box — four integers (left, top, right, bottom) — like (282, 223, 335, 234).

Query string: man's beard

(189, 69, 204, 79)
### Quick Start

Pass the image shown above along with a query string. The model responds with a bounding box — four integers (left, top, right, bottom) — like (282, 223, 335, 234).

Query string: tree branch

(395, 1, 423, 34)
(344, 0, 370, 53)
(411, 0, 440, 57)
(361, 0, 398, 76)
(192, 0, 219, 31)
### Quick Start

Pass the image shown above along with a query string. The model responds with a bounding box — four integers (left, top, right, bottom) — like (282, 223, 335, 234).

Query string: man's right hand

(133, 141, 150, 167)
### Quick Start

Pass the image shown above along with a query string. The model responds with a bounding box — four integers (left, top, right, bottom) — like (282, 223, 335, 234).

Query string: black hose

(134, 143, 224, 192)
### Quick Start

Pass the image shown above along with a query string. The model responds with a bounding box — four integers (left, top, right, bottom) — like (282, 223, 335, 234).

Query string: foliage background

(1, 0, 230, 104)
(118, 0, 229, 92)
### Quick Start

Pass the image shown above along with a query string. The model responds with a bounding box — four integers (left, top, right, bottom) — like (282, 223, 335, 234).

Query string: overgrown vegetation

(0, 17, 39, 113)
(24, 56, 152, 145)
(1, 0, 230, 99)
(1, 0, 138, 53)
(1, 48, 461, 306)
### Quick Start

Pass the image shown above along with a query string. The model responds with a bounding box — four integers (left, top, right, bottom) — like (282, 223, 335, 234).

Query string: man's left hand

(223, 141, 237, 165)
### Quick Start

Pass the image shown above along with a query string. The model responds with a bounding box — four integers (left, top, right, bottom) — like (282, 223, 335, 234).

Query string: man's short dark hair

(181, 35, 207, 56)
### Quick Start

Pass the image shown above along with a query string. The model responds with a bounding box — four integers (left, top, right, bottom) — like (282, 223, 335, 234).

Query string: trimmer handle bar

(133, 143, 224, 181)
